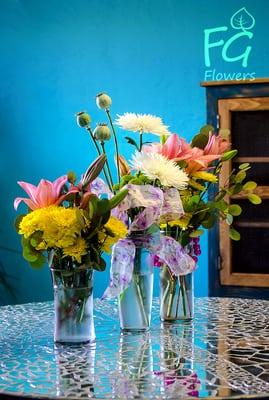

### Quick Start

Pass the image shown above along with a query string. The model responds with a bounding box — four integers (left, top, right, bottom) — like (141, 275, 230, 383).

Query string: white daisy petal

(130, 152, 189, 189)
(115, 113, 170, 136)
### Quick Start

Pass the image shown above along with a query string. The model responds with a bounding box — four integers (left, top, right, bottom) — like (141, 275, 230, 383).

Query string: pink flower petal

(36, 179, 54, 207)
(52, 175, 68, 197)
(17, 181, 38, 200)
(14, 197, 37, 211)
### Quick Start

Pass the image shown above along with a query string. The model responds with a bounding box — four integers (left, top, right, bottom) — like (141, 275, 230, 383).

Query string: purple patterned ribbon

(102, 234, 195, 300)
(91, 179, 194, 299)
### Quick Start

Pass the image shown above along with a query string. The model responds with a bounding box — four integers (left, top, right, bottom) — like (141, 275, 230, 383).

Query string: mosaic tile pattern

(1, 297, 269, 399)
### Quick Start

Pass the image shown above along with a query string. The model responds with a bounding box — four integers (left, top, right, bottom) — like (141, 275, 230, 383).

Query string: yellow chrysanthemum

(160, 214, 192, 231)
(63, 237, 88, 263)
(19, 205, 85, 249)
(192, 171, 218, 183)
(98, 216, 128, 254)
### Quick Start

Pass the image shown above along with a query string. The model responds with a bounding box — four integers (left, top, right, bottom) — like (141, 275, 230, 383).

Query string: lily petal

(14, 197, 37, 211)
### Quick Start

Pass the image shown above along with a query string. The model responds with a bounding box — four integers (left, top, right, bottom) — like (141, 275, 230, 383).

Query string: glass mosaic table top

(1, 297, 269, 399)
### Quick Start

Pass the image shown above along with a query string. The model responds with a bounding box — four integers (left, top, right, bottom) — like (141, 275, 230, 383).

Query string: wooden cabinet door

(218, 97, 269, 287)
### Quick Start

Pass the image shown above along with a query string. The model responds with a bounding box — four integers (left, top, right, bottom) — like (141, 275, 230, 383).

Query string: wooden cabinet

(201, 79, 269, 298)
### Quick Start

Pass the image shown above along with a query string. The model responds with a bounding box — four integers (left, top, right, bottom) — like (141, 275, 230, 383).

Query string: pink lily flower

(14, 176, 69, 210)
(204, 132, 230, 156)
(143, 134, 194, 161)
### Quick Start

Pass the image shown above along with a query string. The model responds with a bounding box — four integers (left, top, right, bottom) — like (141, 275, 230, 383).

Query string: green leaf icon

(230, 7, 255, 32)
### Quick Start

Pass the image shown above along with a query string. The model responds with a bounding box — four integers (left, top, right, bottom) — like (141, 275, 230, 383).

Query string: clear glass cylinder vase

(118, 233, 155, 331)
(50, 264, 95, 344)
(160, 265, 194, 322)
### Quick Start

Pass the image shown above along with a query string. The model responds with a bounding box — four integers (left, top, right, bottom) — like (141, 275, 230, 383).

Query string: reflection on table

(0, 297, 269, 399)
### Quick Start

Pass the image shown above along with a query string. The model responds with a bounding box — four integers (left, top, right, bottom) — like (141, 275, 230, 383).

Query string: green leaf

(14, 214, 25, 232)
(96, 198, 110, 215)
(239, 163, 250, 170)
(214, 191, 226, 202)
(200, 124, 214, 135)
(88, 194, 99, 218)
(29, 254, 46, 269)
(215, 199, 228, 212)
(219, 128, 230, 139)
(235, 170, 246, 183)
(201, 214, 216, 229)
(228, 204, 242, 216)
(243, 181, 257, 191)
(221, 150, 238, 161)
(109, 188, 128, 209)
(229, 227, 241, 241)
(230, 183, 243, 195)
(189, 229, 204, 237)
(125, 136, 139, 150)
(21, 236, 45, 265)
(247, 193, 262, 205)
(191, 133, 209, 149)
(226, 214, 233, 225)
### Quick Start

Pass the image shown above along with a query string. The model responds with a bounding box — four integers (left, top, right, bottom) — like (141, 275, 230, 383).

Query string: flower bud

(67, 171, 76, 184)
(93, 123, 111, 142)
(117, 155, 131, 176)
(76, 111, 91, 127)
(96, 93, 112, 110)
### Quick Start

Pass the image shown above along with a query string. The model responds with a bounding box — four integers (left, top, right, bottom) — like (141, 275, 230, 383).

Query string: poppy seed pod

(96, 93, 112, 110)
(76, 111, 91, 127)
(93, 123, 111, 142)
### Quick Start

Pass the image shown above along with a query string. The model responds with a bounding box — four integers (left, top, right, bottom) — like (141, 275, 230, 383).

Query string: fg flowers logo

(204, 7, 256, 81)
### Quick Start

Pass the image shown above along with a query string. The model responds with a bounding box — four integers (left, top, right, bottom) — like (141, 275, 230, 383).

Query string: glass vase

(50, 262, 95, 344)
(118, 233, 156, 331)
(160, 265, 194, 322)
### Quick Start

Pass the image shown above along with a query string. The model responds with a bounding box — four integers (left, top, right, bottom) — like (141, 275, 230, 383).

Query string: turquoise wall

(1, 0, 268, 305)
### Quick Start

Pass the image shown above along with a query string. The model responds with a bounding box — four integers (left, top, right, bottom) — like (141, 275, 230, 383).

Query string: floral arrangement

(89, 105, 260, 321)
(14, 155, 128, 270)
(74, 95, 261, 325)
(14, 91, 261, 341)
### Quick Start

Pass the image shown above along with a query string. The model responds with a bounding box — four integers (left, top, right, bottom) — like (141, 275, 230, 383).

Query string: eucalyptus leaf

(191, 133, 209, 149)
(247, 193, 262, 205)
(200, 124, 214, 135)
(189, 229, 204, 238)
(235, 170, 246, 183)
(243, 181, 257, 191)
(228, 204, 242, 216)
(229, 227, 241, 241)
(226, 214, 233, 225)
(239, 163, 250, 170)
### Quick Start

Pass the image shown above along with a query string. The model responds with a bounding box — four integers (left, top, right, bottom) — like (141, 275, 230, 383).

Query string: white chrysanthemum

(115, 113, 170, 136)
(130, 152, 189, 189)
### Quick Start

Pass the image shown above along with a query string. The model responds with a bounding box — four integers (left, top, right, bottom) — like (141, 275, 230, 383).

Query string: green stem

(134, 274, 148, 326)
(179, 276, 187, 318)
(106, 109, 120, 185)
(175, 277, 181, 317)
(167, 275, 176, 318)
(86, 126, 112, 189)
(139, 132, 143, 151)
(183, 275, 193, 317)
(100, 141, 114, 192)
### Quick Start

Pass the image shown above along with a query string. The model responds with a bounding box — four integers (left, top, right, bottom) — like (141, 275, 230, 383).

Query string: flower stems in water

(134, 273, 149, 327)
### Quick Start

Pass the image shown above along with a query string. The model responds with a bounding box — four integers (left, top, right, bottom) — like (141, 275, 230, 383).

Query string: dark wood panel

(204, 81, 269, 298)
